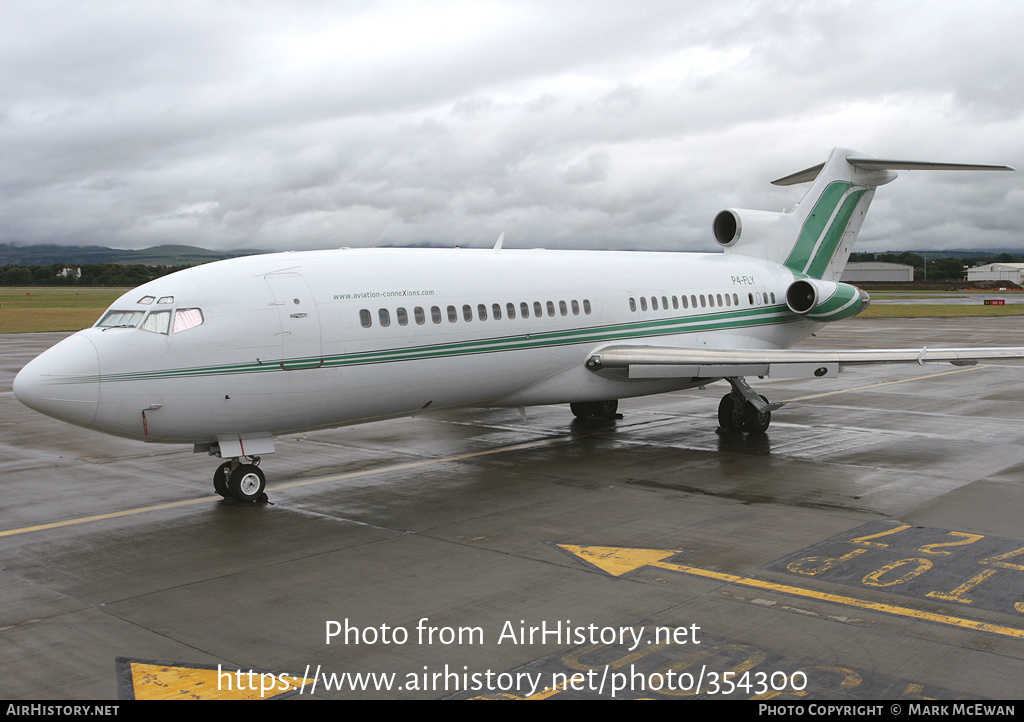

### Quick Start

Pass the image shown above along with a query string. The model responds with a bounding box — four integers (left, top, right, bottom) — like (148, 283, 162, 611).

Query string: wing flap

(585, 345, 1024, 380)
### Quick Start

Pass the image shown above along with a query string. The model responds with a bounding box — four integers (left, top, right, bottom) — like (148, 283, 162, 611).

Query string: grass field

(2, 286, 1023, 334)
(860, 304, 1024, 319)
(0, 288, 124, 333)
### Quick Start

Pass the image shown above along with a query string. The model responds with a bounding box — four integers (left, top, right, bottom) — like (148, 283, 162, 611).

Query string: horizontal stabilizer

(847, 157, 1015, 173)
(771, 155, 1014, 186)
(771, 162, 825, 186)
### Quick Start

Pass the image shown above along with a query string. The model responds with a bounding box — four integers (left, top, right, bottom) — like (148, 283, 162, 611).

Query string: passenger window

(397, 307, 408, 326)
(477, 304, 487, 321)
(546, 301, 555, 317)
(640, 297, 647, 311)
(492, 303, 501, 320)
(717, 294, 723, 306)
(559, 300, 567, 316)
(521, 302, 530, 318)
(379, 309, 390, 327)
(507, 302, 516, 319)
(681, 295, 688, 309)
(700, 295, 706, 308)
(583, 299, 591, 314)
(534, 301, 543, 317)
(414, 307, 425, 325)
(360, 309, 372, 328)
(447, 305, 457, 323)
(571, 300, 579, 315)
(629, 298, 636, 312)
(652, 297, 658, 311)
(672, 296, 678, 310)
(431, 306, 442, 324)
(463, 305, 473, 322)
(173, 308, 204, 333)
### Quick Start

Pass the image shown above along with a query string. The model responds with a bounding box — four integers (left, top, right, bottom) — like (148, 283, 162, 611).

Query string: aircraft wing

(584, 345, 1024, 379)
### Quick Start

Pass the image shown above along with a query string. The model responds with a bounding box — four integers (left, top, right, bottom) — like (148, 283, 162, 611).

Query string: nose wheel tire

(228, 464, 266, 502)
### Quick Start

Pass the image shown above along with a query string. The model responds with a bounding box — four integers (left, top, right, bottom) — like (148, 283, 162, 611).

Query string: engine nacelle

(713, 208, 797, 266)
(786, 279, 870, 322)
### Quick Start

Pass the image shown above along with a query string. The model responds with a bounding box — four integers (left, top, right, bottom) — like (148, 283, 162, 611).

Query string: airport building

(966, 262, 1024, 285)
(840, 262, 915, 283)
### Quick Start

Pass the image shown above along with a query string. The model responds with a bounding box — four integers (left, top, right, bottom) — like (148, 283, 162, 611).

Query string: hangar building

(967, 263, 1024, 285)
(841, 262, 915, 283)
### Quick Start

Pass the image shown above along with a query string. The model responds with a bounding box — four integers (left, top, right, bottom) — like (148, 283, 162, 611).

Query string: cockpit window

(157, 296, 174, 304)
(138, 296, 155, 305)
(97, 310, 145, 328)
(173, 308, 204, 333)
(141, 310, 172, 334)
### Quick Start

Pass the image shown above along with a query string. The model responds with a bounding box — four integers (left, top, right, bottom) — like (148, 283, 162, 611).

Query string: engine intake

(786, 279, 870, 322)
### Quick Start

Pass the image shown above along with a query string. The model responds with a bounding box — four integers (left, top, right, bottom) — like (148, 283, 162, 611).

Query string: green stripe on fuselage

(84, 305, 800, 384)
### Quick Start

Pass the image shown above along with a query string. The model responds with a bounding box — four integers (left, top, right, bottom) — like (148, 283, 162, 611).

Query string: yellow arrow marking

(558, 544, 1024, 640)
(123, 660, 311, 700)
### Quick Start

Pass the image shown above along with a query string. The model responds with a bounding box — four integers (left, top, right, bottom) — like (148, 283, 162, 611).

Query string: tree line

(0, 263, 191, 287)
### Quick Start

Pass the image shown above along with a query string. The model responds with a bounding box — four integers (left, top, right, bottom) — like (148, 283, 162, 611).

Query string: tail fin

(714, 147, 1013, 281)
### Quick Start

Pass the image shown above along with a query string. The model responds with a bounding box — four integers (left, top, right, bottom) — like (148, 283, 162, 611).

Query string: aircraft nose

(13, 333, 101, 427)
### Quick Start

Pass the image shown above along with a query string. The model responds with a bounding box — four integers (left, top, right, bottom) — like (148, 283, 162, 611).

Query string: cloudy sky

(2, 0, 1023, 254)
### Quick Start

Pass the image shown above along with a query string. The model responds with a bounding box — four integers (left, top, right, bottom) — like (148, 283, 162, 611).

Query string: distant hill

(0, 243, 268, 266)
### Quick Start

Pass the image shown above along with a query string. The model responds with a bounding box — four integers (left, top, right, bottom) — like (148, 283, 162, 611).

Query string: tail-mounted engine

(713, 208, 798, 267)
(785, 279, 870, 322)
(713, 209, 794, 248)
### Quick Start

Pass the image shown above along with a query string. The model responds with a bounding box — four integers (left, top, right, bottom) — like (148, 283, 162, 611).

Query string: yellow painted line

(0, 435, 578, 538)
(782, 364, 990, 403)
(0, 497, 218, 538)
(560, 545, 1024, 640)
(121, 660, 310, 700)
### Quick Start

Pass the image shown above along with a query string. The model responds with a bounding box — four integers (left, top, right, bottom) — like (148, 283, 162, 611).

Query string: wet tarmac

(2, 318, 1024, 700)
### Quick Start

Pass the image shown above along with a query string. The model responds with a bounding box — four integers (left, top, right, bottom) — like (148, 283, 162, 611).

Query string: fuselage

(13, 247, 816, 444)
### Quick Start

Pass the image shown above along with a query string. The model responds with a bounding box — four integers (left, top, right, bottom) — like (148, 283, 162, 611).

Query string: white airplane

(13, 148, 1021, 502)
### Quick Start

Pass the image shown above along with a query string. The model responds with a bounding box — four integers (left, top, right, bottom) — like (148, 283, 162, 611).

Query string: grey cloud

(1, 1, 1022, 254)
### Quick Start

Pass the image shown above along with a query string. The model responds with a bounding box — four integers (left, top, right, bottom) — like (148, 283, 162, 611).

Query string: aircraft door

(264, 272, 323, 370)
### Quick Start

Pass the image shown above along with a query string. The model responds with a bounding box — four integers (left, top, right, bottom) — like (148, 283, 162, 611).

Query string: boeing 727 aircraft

(13, 148, 1021, 502)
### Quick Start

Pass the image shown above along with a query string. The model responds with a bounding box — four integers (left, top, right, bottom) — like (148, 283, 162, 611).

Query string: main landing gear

(570, 399, 620, 421)
(717, 376, 782, 435)
(214, 457, 268, 503)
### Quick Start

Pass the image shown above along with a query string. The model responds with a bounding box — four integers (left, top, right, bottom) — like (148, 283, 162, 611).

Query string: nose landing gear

(214, 457, 268, 503)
